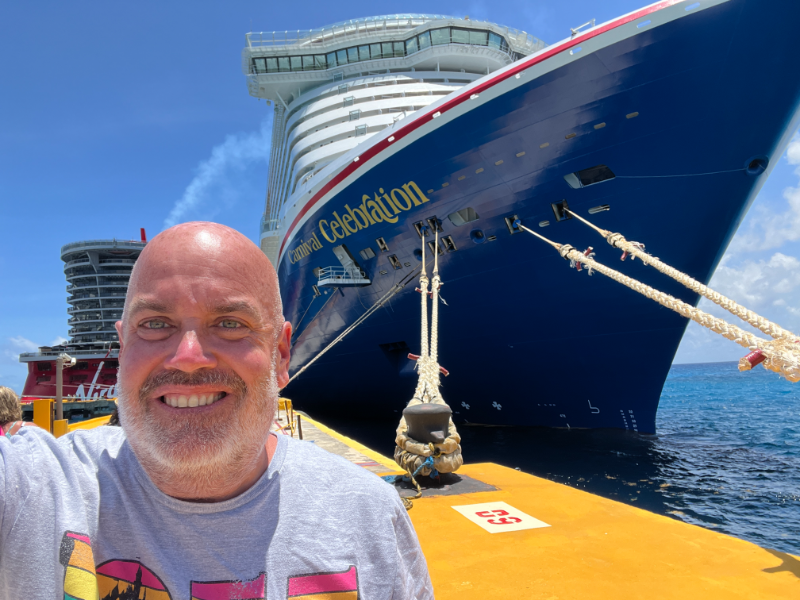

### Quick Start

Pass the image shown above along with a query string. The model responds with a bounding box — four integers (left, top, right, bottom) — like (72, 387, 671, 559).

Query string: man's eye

(143, 320, 168, 330)
(219, 320, 242, 329)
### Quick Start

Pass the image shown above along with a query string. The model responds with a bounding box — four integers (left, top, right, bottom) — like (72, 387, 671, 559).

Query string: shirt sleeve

(391, 498, 434, 600)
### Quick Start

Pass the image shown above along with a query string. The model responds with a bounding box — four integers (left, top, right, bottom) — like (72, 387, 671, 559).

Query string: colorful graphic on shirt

(287, 566, 359, 600)
(190, 572, 266, 600)
(60, 531, 99, 600)
(96, 559, 173, 600)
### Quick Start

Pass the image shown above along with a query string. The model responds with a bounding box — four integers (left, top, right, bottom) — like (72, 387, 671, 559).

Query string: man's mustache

(138, 369, 248, 400)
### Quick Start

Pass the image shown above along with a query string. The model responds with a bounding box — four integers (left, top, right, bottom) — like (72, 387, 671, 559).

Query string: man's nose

(165, 330, 217, 372)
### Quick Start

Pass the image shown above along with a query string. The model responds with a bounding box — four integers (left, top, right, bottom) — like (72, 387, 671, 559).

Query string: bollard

(297, 414, 303, 440)
(33, 399, 54, 433)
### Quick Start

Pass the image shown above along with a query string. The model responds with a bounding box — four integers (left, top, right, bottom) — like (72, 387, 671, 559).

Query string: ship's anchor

(392, 225, 463, 509)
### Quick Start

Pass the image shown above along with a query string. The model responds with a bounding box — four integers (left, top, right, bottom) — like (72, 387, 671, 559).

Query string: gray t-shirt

(0, 426, 433, 599)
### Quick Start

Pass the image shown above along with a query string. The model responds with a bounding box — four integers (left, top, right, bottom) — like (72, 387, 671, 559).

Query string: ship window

(448, 207, 480, 226)
(488, 32, 503, 50)
(278, 57, 290, 72)
(406, 36, 418, 54)
(253, 58, 266, 73)
(355, 124, 367, 136)
(564, 164, 616, 189)
(431, 28, 450, 46)
(302, 55, 316, 70)
(36, 376, 51, 383)
(327, 52, 337, 68)
(37, 362, 52, 372)
(315, 55, 327, 70)
(70, 375, 88, 383)
(393, 42, 405, 57)
(451, 28, 469, 44)
(347, 47, 359, 63)
(359, 45, 370, 61)
(290, 56, 302, 71)
(376, 237, 389, 252)
(267, 58, 278, 72)
(370, 43, 381, 58)
(381, 42, 393, 58)
(74, 361, 89, 370)
(336, 49, 347, 65)
(349, 109, 361, 121)
(418, 31, 431, 50)
(105, 360, 119, 369)
(470, 30, 488, 45)
(359, 247, 376, 260)
(427, 241, 444, 256)
(343, 96, 355, 107)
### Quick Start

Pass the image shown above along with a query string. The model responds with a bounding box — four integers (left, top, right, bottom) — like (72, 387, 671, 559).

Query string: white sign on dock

(451, 501, 550, 534)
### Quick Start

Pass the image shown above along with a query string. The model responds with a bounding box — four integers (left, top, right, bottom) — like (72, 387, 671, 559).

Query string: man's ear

(115, 321, 125, 352)
(275, 321, 292, 389)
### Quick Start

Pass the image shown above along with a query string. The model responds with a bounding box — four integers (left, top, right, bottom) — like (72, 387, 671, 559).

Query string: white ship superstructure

(243, 14, 544, 265)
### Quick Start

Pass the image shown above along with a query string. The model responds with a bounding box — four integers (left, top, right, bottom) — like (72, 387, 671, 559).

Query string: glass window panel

(278, 57, 290, 72)
(347, 47, 359, 62)
(359, 45, 370, 61)
(337, 49, 347, 64)
(451, 28, 469, 44)
(382, 42, 393, 58)
(355, 124, 367, 136)
(343, 96, 355, 107)
(418, 31, 431, 50)
(290, 56, 302, 71)
(370, 43, 381, 58)
(327, 52, 337, 68)
(266, 57, 278, 72)
(315, 55, 327, 70)
(488, 32, 502, 49)
(469, 30, 488, 45)
(349, 109, 361, 121)
(302, 55, 315, 70)
(431, 28, 450, 46)
(394, 42, 405, 57)
(254, 58, 266, 73)
(406, 36, 418, 54)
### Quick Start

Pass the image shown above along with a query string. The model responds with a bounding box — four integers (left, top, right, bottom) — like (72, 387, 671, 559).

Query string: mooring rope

(565, 209, 800, 344)
(517, 222, 800, 383)
(287, 266, 421, 384)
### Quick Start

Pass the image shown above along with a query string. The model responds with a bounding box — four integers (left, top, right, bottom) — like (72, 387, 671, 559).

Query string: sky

(1, 0, 799, 393)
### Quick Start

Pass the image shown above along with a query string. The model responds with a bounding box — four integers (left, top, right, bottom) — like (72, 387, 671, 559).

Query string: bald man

(0, 223, 433, 599)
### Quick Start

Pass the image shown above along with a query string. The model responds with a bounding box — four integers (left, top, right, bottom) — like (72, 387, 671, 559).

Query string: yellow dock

(295, 413, 800, 599)
(49, 403, 800, 598)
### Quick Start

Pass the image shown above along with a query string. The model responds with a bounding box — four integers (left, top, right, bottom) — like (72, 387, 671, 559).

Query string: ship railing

(60, 239, 146, 255)
(261, 217, 280, 233)
(246, 17, 542, 55)
(317, 266, 371, 287)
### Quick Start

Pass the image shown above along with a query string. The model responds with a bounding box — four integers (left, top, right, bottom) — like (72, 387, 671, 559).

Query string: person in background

(0, 387, 24, 438)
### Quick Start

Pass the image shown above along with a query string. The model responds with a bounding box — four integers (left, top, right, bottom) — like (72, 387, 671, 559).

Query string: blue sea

(321, 361, 800, 555)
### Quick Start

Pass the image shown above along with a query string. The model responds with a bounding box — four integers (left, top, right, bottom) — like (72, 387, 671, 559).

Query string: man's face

(115, 228, 291, 488)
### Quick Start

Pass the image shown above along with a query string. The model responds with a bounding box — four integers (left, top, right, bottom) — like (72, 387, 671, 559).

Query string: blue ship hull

(278, 0, 800, 433)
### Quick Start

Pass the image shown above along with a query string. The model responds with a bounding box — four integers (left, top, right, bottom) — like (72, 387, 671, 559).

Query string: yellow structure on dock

(51, 403, 799, 598)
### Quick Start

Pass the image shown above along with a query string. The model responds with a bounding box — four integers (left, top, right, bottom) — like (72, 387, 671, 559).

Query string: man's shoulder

(281, 437, 399, 503)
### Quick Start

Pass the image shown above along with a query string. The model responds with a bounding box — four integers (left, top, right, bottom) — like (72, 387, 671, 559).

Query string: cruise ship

(243, 0, 800, 433)
(18, 237, 146, 400)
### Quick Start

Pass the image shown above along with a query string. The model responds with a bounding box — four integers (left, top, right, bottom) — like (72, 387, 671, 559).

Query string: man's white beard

(117, 363, 279, 499)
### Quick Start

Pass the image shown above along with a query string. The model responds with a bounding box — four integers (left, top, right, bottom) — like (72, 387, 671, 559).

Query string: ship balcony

(69, 333, 119, 343)
(317, 266, 371, 287)
(67, 292, 127, 303)
(67, 302, 124, 313)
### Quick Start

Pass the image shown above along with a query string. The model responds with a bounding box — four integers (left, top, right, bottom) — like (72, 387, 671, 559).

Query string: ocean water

(321, 361, 800, 555)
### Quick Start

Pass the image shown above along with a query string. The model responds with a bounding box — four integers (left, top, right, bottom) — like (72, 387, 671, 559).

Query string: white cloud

(727, 132, 800, 253)
(50, 336, 68, 346)
(708, 252, 800, 310)
(163, 117, 272, 229)
(8, 336, 38, 353)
